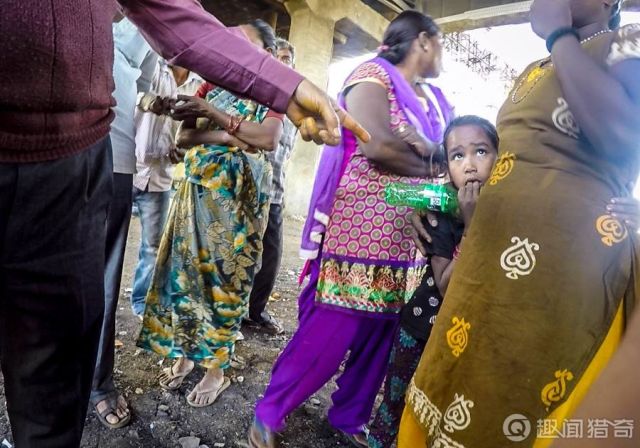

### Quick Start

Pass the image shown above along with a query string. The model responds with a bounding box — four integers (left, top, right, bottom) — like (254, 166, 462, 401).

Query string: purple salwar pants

(256, 258, 399, 435)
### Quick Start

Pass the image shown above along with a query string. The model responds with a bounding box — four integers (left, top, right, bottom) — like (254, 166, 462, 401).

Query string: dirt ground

(0, 216, 367, 448)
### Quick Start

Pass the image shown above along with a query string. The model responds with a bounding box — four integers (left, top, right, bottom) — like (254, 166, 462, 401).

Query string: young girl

(368, 115, 499, 448)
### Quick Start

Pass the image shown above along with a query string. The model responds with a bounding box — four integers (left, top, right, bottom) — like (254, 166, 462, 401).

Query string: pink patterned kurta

(317, 62, 431, 316)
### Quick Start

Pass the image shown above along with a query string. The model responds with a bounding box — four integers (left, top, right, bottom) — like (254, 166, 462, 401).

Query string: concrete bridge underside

(204, 0, 640, 216)
(428, 0, 640, 32)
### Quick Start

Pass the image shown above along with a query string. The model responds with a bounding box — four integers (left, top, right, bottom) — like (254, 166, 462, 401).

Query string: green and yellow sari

(137, 87, 272, 370)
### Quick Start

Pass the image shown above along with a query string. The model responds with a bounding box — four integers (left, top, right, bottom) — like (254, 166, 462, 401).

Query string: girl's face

(446, 124, 498, 190)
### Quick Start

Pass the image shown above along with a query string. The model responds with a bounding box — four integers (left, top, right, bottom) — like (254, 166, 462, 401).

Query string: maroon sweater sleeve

(119, 0, 304, 113)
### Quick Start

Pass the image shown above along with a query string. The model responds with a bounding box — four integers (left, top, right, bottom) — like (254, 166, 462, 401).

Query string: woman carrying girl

(249, 11, 453, 448)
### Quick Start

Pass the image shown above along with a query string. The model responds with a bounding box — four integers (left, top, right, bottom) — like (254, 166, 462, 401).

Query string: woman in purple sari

(249, 11, 454, 448)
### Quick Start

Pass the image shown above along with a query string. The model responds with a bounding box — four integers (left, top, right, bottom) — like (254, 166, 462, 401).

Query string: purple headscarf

(299, 57, 453, 263)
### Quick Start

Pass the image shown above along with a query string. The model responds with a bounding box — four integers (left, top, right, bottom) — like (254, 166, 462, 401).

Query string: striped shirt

(266, 118, 297, 205)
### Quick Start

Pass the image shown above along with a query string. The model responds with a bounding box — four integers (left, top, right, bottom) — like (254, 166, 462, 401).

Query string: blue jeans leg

(130, 187, 170, 316)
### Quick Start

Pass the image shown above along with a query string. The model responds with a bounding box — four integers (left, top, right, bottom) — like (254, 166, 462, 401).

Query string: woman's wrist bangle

(225, 115, 244, 136)
(546, 27, 580, 53)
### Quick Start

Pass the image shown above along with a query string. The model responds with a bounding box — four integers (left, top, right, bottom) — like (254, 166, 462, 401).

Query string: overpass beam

(282, 2, 336, 217)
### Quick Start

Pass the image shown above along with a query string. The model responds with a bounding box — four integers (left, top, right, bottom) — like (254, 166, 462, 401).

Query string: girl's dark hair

(442, 115, 499, 155)
(249, 19, 276, 51)
(609, 1, 623, 30)
(378, 11, 440, 65)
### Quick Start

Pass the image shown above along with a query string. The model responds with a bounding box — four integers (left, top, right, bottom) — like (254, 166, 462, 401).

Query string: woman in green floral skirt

(136, 20, 284, 408)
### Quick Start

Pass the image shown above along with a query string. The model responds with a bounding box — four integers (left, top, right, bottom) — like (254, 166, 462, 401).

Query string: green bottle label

(384, 182, 458, 215)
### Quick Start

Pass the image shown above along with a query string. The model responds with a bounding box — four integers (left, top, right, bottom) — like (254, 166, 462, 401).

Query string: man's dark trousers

(0, 139, 112, 447)
(248, 204, 284, 322)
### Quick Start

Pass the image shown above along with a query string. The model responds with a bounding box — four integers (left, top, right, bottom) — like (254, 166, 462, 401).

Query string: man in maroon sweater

(0, 1, 367, 447)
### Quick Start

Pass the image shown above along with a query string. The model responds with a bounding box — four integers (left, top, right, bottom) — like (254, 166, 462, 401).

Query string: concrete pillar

(283, 3, 336, 216)
(267, 11, 278, 31)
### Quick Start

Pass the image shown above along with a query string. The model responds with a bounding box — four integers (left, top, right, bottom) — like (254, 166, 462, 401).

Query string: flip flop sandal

(248, 418, 277, 448)
(93, 394, 131, 430)
(230, 354, 247, 370)
(341, 428, 369, 448)
(158, 362, 194, 390)
(186, 377, 231, 408)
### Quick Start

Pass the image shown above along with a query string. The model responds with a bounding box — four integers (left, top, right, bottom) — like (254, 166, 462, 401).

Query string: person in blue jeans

(130, 187, 171, 316)
(130, 60, 202, 316)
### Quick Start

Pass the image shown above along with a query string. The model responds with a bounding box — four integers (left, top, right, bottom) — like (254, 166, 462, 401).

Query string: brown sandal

(93, 394, 131, 430)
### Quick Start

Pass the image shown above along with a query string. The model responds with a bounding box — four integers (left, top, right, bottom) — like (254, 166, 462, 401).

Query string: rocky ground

(0, 216, 366, 448)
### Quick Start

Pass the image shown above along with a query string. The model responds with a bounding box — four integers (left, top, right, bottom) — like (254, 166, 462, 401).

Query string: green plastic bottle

(384, 182, 458, 215)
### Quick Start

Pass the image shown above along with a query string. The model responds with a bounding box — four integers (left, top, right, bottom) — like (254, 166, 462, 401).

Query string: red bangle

(226, 115, 244, 135)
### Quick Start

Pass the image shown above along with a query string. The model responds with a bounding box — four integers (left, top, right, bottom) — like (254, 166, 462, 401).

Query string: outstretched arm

(119, 0, 369, 146)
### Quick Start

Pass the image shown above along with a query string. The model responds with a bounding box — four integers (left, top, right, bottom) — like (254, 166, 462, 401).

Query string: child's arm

(431, 182, 478, 294)
(431, 237, 463, 295)
(431, 255, 456, 295)
(424, 215, 463, 296)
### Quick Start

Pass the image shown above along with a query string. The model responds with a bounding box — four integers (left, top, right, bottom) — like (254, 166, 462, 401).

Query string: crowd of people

(1, 0, 640, 447)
